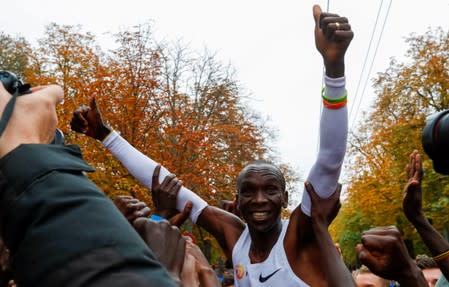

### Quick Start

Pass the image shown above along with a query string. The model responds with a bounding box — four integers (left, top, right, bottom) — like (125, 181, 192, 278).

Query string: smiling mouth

(252, 212, 269, 221)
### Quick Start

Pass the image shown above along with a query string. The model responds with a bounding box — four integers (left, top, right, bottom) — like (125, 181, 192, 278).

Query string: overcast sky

(1, 0, 448, 189)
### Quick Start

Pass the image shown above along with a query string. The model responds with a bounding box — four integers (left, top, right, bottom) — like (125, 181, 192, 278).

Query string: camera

(0, 71, 32, 96)
(422, 109, 449, 175)
(0, 70, 65, 144)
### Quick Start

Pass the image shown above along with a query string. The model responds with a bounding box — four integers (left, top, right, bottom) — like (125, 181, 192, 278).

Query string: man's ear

(282, 191, 288, 208)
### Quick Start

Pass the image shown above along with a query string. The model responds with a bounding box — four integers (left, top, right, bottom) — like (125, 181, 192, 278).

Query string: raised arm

(71, 97, 207, 221)
(71, 97, 245, 258)
(403, 150, 449, 280)
(299, 5, 353, 217)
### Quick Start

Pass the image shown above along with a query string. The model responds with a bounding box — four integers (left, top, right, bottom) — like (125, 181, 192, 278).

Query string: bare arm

(299, 5, 352, 218)
(286, 5, 352, 248)
(403, 150, 449, 280)
(71, 97, 245, 259)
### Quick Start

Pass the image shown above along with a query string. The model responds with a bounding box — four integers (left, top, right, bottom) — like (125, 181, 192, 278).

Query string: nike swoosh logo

(259, 268, 281, 283)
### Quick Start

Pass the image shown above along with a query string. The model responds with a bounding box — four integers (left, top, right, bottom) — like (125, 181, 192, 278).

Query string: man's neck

(248, 221, 283, 263)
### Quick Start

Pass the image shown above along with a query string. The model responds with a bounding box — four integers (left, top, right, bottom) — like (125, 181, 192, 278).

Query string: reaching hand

(133, 218, 186, 285)
(70, 96, 111, 141)
(0, 83, 63, 157)
(169, 201, 193, 227)
(181, 240, 221, 287)
(305, 181, 342, 226)
(357, 226, 427, 286)
(312, 5, 354, 77)
(219, 199, 240, 218)
(114, 195, 151, 223)
(402, 150, 424, 222)
(151, 165, 182, 219)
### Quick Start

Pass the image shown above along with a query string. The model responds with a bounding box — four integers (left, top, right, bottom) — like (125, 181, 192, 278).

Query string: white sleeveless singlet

(232, 220, 310, 286)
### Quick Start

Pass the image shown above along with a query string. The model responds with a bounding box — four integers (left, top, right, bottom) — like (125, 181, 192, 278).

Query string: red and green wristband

(322, 88, 348, 109)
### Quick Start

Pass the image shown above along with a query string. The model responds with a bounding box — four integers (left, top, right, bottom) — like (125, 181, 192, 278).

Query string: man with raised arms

(72, 5, 353, 286)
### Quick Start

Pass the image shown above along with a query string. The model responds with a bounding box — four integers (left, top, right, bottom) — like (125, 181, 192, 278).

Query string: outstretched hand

(305, 181, 342, 226)
(114, 195, 151, 223)
(313, 5, 354, 77)
(219, 199, 240, 218)
(133, 218, 186, 285)
(70, 96, 111, 141)
(151, 165, 183, 220)
(0, 83, 63, 157)
(181, 240, 221, 287)
(402, 150, 424, 222)
(169, 201, 193, 227)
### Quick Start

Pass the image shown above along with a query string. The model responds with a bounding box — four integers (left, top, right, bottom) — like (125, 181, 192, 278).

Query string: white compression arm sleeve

(103, 131, 208, 222)
(300, 75, 348, 216)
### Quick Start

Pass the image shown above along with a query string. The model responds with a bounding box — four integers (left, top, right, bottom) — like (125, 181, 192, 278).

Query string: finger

(334, 183, 342, 198)
(173, 179, 183, 194)
(362, 225, 400, 237)
(320, 16, 346, 38)
(32, 85, 64, 105)
(140, 206, 151, 218)
(132, 217, 149, 230)
(414, 152, 423, 179)
(357, 247, 380, 273)
(405, 163, 412, 180)
(128, 201, 148, 210)
(333, 30, 354, 42)
(70, 118, 88, 134)
(174, 231, 186, 275)
(361, 234, 400, 255)
(163, 175, 178, 190)
(152, 165, 161, 188)
(409, 151, 415, 178)
(304, 181, 319, 203)
(170, 201, 192, 227)
(116, 195, 133, 200)
(312, 5, 322, 28)
(133, 206, 151, 218)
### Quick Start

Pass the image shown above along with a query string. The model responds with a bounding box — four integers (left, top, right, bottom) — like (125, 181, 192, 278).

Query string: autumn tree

(0, 23, 300, 264)
(0, 32, 31, 77)
(330, 27, 449, 265)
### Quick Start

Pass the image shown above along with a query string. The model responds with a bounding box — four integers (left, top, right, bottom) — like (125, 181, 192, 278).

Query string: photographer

(0, 80, 177, 286)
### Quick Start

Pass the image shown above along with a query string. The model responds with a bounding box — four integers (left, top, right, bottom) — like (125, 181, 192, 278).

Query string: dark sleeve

(0, 144, 176, 287)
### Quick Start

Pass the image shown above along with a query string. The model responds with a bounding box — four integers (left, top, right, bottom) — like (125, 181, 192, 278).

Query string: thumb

(89, 95, 98, 111)
(305, 181, 318, 202)
(170, 201, 192, 227)
(312, 5, 322, 27)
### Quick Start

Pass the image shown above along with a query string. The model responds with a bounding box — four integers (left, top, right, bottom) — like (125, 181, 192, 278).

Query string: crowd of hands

(2, 139, 447, 287)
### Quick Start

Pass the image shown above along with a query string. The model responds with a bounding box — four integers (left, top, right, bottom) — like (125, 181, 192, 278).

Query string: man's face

(422, 268, 441, 287)
(237, 164, 287, 232)
(355, 273, 387, 287)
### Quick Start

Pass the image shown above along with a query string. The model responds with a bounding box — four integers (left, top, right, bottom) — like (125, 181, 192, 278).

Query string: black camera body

(0, 71, 64, 144)
(0, 71, 32, 96)
(422, 110, 449, 175)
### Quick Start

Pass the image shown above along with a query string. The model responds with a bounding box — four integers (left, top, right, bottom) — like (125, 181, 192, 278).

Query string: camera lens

(422, 110, 449, 175)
